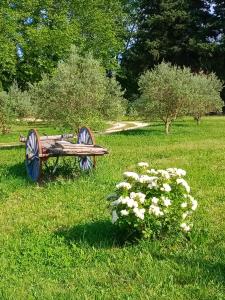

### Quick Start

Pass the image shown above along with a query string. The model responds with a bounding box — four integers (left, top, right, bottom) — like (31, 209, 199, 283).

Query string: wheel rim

(77, 127, 96, 171)
(26, 129, 42, 181)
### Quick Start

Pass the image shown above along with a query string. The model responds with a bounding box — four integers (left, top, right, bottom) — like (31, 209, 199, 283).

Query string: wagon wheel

(77, 127, 96, 171)
(25, 129, 42, 182)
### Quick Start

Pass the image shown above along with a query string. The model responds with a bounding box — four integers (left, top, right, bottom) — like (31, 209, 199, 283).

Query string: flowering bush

(108, 162, 198, 240)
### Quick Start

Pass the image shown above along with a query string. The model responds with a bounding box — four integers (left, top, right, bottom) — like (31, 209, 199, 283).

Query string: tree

(188, 72, 224, 124)
(0, 81, 33, 133)
(101, 77, 126, 120)
(120, 0, 220, 100)
(0, 91, 13, 134)
(30, 48, 125, 130)
(0, 0, 127, 90)
(136, 62, 193, 134)
(8, 82, 32, 119)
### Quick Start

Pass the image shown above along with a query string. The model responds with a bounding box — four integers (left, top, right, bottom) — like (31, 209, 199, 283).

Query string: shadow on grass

(5, 161, 27, 179)
(110, 127, 164, 137)
(54, 220, 120, 249)
(5, 158, 86, 184)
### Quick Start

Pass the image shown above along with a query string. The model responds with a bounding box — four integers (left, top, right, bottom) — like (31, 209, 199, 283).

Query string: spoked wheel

(25, 129, 42, 182)
(77, 127, 96, 171)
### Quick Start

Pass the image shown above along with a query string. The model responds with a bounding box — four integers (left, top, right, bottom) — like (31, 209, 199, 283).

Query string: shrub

(101, 77, 126, 120)
(188, 72, 223, 124)
(136, 62, 193, 134)
(108, 162, 198, 241)
(30, 48, 125, 131)
(8, 82, 32, 119)
(0, 82, 32, 134)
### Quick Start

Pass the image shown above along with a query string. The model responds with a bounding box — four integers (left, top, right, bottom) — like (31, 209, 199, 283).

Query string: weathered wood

(56, 143, 95, 149)
(20, 133, 75, 143)
(47, 146, 108, 156)
(41, 141, 56, 149)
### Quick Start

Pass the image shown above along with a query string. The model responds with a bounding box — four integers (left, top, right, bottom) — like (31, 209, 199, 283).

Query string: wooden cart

(20, 127, 108, 182)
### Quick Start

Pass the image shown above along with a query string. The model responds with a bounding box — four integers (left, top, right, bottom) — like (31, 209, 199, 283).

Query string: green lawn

(0, 117, 225, 299)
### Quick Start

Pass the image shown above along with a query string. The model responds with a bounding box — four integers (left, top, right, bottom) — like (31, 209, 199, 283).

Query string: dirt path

(105, 121, 149, 133)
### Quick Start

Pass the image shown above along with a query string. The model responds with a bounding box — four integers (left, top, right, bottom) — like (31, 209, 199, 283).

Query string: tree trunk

(165, 121, 171, 134)
(194, 117, 201, 125)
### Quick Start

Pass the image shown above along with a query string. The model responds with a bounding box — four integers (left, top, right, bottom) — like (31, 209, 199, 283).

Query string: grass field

(0, 117, 225, 299)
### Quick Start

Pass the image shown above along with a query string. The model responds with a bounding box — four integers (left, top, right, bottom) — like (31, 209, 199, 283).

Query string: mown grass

(0, 117, 225, 299)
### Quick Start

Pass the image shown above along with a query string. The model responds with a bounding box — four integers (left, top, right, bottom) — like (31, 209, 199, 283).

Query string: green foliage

(0, 91, 12, 134)
(8, 82, 32, 119)
(136, 62, 224, 132)
(30, 48, 125, 130)
(136, 62, 193, 133)
(0, 0, 126, 90)
(188, 72, 224, 124)
(101, 77, 126, 120)
(0, 81, 32, 133)
(120, 0, 224, 99)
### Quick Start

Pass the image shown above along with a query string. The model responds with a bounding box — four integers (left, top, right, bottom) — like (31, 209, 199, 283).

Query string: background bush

(0, 82, 32, 134)
(188, 72, 223, 124)
(136, 62, 224, 133)
(30, 48, 125, 131)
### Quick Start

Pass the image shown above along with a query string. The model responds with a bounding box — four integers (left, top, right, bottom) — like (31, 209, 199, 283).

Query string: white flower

(152, 197, 159, 204)
(133, 207, 145, 219)
(112, 210, 119, 224)
(120, 209, 129, 216)
(130, 192, 146, 203)
(149, 204, 164, 216)
(181, 202, 188, 208)
(167, 168, 186, 177)
(120, 197, 138, 208)
(184, 194, 197, 210)
(160, 183, 171, 192)
(163, 197, 171, 207)
(180, 222, 191, 232)
(182, 212, 188, 219)
(176, 178, 190, 193)
(147, 169, 158, 175)
(158, 170, 170, 179)
(123, 171, 139, 181)
(139, 175, 158, 184)
(137, 162, 149, 168)
(191, 199, 198, 211)
(147, 182, 158, 189)
(120, 196, 131, 204)
(176, 168, 186, 177)
(116, 182, 132, 190)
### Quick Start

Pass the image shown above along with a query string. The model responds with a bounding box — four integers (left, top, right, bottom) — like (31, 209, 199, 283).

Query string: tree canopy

(120, 0, 225, 99)
(136, 62, 223, 133)
(30, 48, 125, 130)
(0, 0, 126, 90)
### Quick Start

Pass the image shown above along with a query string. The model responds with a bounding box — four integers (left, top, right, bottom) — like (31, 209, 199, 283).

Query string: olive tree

(136, 62, 192, 134)
(30, 48, 125, 130)
(101, 77, 126, 120)
(188, 72, 223, 124)
(8, 82, 32, 119)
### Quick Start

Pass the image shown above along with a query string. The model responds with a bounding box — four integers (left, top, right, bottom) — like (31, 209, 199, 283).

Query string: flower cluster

(108, 163, 198, 240)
